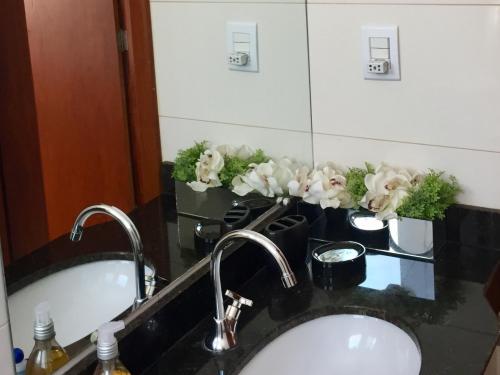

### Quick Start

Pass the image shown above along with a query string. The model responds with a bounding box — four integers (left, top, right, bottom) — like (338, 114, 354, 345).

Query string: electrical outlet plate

(362, 25, 400, 81)
(226, 22, 258, 72)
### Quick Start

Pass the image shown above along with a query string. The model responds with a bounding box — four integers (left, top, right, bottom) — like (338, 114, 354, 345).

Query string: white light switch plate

(362, 25, 400, 81)
(226, 22, 258, 72)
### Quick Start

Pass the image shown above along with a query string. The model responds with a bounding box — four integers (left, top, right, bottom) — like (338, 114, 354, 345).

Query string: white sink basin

(239, 314, 421, 375)
(8, 260, 153, 354)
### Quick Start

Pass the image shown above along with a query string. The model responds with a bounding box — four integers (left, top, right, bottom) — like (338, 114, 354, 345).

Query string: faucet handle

(225, 290, 253, 308)
(224, 290, 253, 325)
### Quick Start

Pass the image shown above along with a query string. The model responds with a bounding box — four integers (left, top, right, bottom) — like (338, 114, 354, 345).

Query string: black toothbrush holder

(223, 205, 252, 232)
(264, 215, 309, 273)
(233, 197, 275, 219)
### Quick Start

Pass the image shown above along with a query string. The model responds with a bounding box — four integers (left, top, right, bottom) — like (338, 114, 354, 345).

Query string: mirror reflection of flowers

(232, 158, 297, 198)
(186, 148, 224, 192)
(173, 141, 269, 193)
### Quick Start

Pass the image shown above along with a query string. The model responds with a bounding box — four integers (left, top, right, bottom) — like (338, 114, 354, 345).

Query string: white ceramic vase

(389, 217, 433, 255)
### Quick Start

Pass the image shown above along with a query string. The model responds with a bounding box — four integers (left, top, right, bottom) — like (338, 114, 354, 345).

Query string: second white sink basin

(239, 314, 421, 375)
(8, 259, 153, 354)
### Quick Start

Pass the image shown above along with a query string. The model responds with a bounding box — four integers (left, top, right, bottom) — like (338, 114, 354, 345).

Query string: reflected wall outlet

(362, 25, 400, 81)
(226, 22, 258, 72)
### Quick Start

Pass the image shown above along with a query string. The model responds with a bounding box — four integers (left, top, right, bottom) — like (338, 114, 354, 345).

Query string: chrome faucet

(69, 204, 148, 309)
(205, 229, 298, 352)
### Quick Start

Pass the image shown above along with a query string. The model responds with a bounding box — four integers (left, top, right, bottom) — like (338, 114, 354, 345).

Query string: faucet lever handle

(225, 289, 253, 308)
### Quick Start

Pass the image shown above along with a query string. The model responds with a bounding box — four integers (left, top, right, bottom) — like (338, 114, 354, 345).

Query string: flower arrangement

(173, 141, 267, 192)
(172, 141, 460, 221)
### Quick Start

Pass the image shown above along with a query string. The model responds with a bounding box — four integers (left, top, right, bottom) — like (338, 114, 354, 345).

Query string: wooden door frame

(118, 0, 162, 205)
(0, 0, 50, 264)
(0, 165, 10, 266)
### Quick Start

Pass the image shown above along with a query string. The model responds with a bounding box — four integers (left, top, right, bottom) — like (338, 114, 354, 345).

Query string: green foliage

(396, 170, 460, 221)
(172, 141, 208, 182)
(345, 163, 373, 208)
(219, 149, 268, 187)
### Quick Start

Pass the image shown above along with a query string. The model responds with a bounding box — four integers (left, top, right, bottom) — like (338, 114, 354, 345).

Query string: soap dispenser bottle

(26, 302, 70, 375)
(93, 321, 131, 375)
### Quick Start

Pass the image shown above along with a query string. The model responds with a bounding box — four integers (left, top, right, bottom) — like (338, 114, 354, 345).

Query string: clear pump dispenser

(93, 321, 131, 375)
(26, 302, 69, 375)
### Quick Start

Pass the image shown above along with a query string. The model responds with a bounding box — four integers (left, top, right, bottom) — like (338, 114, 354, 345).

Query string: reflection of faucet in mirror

(205, 229, 297, 352)
(70, 204, 148, 309)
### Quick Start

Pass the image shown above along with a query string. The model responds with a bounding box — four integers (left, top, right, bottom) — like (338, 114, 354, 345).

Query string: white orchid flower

(187, 149, 224, 192)
(360, 189, 408, 220)
(273, 158, 297, 191)
(302, 164, 353, 209)
(231, 158, 296, 197)
(231, 162, 274, 197)
(317, 161, 347, 176)
(216, 144, 236, 157)
(375, 162, 423, 187)
(236, 145, 255, 159)
(231, 175, 255, 196)
(360, 163, 418, 220)
(288, 166, 311, 197)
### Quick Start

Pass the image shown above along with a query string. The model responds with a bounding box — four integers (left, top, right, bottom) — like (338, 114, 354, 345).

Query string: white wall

(0, 249, 14, 375)
(151, 0, 500, 209)
(150, 0, 313, 164)
(308, 2, 500, 209)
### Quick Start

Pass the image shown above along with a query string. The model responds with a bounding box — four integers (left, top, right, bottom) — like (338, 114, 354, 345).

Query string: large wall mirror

(0, 0, 313, 368)
(3, 0, 498, 373)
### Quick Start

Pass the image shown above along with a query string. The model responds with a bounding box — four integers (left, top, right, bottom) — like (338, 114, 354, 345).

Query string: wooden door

(0, 0, 50, 261)
(23, 0, 136, 243)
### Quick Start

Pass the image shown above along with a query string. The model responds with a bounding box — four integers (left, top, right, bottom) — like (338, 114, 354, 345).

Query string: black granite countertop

(10, 177, 499, 375)
(143, 240, 499, 375)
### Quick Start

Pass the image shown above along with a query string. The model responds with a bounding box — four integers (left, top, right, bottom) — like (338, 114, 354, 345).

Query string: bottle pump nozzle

(33, 301, 55, 340)
(96, 321, 125, 360)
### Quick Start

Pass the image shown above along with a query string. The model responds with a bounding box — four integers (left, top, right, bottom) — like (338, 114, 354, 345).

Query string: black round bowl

(348, 210, 389, 248)
(311, 241, 366, 289)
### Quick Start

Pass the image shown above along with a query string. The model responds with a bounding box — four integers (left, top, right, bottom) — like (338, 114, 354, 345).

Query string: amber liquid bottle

(93, 358, 131, 375)
(26, 302, 69, 375)
(25, 339, 69, 375)
(93, 321, 131, 375)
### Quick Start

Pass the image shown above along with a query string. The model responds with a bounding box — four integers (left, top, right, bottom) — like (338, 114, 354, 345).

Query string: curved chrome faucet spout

(205, 229, 297, 352)
(70, 204, 147, 309)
